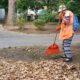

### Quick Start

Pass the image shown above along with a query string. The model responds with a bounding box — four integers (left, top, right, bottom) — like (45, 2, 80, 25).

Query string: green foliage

(51, 11, 58, 22)
(67, 0, 80, 17)
(16, 0, 35, 12)
(39, 14, 50, 22)
(16, 0, 27, 12)
(16, 16, 25, 30)
(0, 0, 8, 11)
(38, 12, 51, 22)
(33, 19, 46, 30)
(38, 10, 58, 22)
(38, 0, 58, 8)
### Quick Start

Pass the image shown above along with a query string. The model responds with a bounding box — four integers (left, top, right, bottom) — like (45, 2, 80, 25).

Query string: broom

(44, 32, 60, 56)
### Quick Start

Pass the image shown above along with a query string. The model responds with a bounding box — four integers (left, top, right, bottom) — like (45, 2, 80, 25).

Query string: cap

(58, 5, 66, 12)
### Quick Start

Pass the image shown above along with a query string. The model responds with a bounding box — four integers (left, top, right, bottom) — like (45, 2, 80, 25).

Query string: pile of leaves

(0, 58, 80, 80)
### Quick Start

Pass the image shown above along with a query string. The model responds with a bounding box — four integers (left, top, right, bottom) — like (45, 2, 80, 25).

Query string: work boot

(63, 58, 72, 62)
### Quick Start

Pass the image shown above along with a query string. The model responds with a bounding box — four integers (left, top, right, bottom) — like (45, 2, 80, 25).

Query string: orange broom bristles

(44, 43, 60, 56)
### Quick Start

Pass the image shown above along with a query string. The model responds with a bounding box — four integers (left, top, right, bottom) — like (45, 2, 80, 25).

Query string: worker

(56, 5, 74, 62)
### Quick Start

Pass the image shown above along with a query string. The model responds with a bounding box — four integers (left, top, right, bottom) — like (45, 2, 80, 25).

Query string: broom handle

(53, 23, 60, 44)
(53, 32, 58, 44)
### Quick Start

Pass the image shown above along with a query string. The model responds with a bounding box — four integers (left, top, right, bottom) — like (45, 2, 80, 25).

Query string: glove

(55, 26, 61, 31)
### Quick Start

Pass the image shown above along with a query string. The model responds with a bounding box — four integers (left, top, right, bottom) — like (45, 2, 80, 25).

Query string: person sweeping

(56, 5, 74, 62)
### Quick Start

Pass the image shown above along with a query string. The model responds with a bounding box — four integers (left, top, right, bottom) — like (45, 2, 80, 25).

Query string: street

(0, 30, 80, 48)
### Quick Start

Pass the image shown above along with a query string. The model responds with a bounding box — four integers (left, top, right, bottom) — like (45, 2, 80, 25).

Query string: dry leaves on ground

(0, 58, 80, 80)
(0, 46, 80, 80)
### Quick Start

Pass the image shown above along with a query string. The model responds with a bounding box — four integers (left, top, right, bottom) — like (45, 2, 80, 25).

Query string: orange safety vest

(59, 12, 65, 24)
(59, 10, 74, 40)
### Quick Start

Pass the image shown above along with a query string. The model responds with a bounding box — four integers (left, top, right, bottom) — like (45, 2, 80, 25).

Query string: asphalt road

(0, 30, 80, 48)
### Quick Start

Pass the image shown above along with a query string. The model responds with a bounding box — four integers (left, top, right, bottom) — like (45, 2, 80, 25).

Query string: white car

(0, 8, 5, 20)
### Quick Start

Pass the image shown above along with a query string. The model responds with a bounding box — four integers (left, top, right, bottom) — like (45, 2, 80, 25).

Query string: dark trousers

(62, 36, 73, 58)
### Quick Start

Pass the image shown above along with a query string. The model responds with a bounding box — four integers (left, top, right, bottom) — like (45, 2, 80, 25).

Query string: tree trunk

(6, 0, 16, 26)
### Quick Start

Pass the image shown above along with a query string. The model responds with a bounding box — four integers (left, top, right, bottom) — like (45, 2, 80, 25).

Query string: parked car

(0, 8, 5, 21)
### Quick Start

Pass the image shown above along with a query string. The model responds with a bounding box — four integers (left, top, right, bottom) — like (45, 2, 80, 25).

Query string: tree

(6, 0, 80, 26)
(7, 0, 16, 25)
